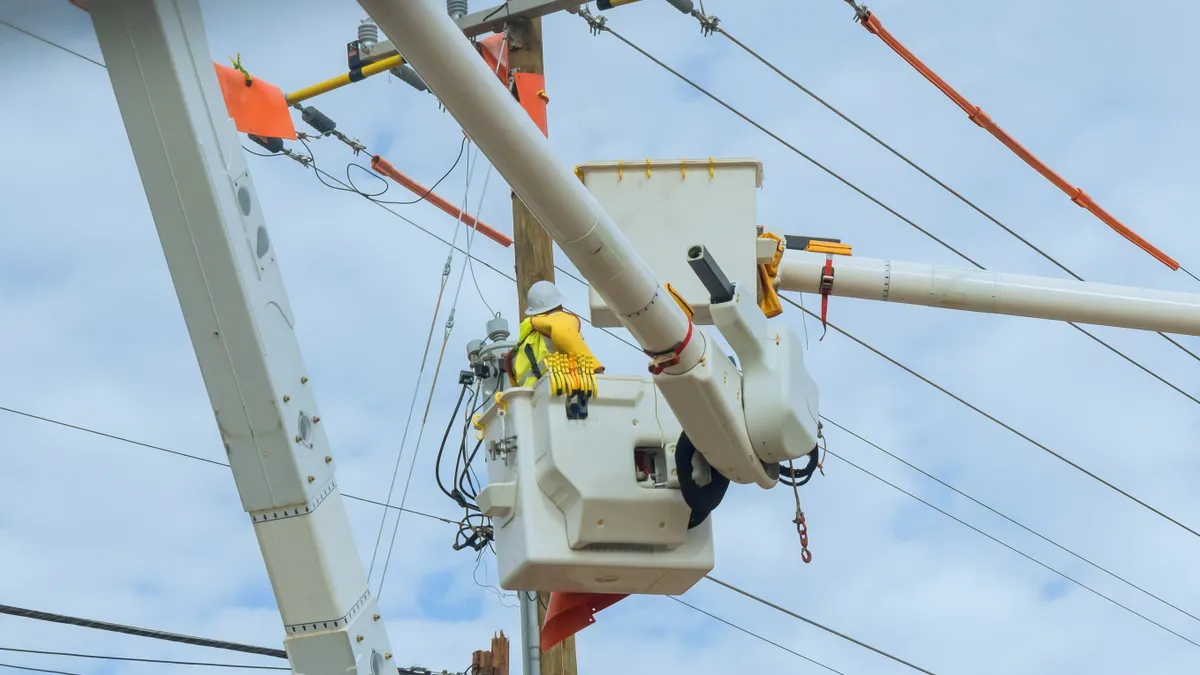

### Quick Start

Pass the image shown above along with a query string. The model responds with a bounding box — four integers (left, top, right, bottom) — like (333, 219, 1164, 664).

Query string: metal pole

(519, 593, 542, 675)
(777, 251, 1200, 336)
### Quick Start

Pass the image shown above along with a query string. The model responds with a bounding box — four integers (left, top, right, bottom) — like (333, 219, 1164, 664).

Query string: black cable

(0, 405, 458, 527)
(345, 162, 391, 198)
(584, 14, 982, 268)
(593, 15, 1200, 409)
(0, 20, 104, 68)
(368, 136, 469, 205)
(0, 647, 286, 671)
(0, 605, 287, 660)
(704, 20, 1200, 367)
(783, 295, 1200, 540)
(668, 598, 846, 675)
(821, 420, 1200, 644)
(435, 383, 474, 508)
(705, 576, 936, 674)
(0, 663, 83, 675)
(294, 153, 643, 354)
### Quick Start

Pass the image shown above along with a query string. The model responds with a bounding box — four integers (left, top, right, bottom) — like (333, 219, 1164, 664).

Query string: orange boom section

(852, 4, 1177, 270)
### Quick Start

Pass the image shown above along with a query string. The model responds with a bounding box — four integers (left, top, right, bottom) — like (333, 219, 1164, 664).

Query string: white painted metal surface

(778, 251, 1200, 336)
(711, 282, 820, 465)
(578, 158, 763, 327)
(357, 0, 702, 371)
(476, 376, 714, 594)
(90, 1, 394, 672)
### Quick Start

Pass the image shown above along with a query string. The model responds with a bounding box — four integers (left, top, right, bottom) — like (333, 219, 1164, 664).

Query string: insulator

(249, 134, 283, 153)
(357, 18, 378, 50)
(301, 106, 337, 134)
(486, 316, 511, 343)
(447, 0, 469, 19)
(390, 65, 429, 92)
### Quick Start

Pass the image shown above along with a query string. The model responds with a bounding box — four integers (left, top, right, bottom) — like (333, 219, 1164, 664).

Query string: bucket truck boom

(90, 1, 395, 673)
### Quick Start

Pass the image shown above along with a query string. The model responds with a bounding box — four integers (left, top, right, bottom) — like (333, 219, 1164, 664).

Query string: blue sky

(2, 0, 1200, 673)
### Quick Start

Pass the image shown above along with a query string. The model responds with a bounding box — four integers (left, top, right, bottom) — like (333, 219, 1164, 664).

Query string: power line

(782, 295, 1200, 540)
(0, 19, 105, 68)
(822, 431, 1200, 648)
(0, 662, 83, 675)
(667, 598, 846, 674)
(0, 604, 287, 660)
(0, 405, 457, 527)
(0, 647, 286, 671)
(820, 415, 1200, 626)
(704, 576, 936, 674)
(587, 11, 1200, 410)
(695, 14, 1200, 368)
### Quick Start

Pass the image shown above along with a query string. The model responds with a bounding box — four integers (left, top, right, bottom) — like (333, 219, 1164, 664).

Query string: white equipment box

(577, 158, 763, 327)
(476, 375, 714, 595)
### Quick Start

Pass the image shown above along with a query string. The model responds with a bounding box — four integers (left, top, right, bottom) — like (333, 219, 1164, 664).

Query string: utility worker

(506, 280, 604, 389)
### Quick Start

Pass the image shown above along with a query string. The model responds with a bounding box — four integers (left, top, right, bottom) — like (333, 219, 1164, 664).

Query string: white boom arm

(778, 251, 1200, 336)
(91, 1, 394, 673)
(359, 0, 794, 487)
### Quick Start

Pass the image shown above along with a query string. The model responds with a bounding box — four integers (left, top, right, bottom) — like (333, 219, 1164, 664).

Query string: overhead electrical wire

(667, 598, 846, 675)
(819, 416, 1200, 626)
(582, 10, 1200, 411)
(0, 604, 287, 660)
(0, 19, 105, 68)
(0, 647, 286, 671)
(821, 428, 1200, 648)
(366, 138, 477, 593)
(16, 13, 1196, 666)
(688, 11, 1200, 367)
(782, 295, 1200, 540)
(0, 663, 83, 675)
(704, 576, 936, 674)
(376, 146, 492, 602)
(0, 404, 454, 525)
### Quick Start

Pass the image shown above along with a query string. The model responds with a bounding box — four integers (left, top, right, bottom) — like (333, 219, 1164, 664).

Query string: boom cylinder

(357, 0, 702, 372)
(778, 251, 1200, 336)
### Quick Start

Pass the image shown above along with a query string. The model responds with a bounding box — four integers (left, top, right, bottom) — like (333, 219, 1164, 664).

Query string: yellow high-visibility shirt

(510, 310, 603, 387)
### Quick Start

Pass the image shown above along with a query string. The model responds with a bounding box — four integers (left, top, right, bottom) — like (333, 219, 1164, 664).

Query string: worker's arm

(531, 311, 605, 372)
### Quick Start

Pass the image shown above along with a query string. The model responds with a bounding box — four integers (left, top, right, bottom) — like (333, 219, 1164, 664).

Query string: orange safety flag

(370, 154, 513, 248)
(213, 62, 295, 140)
(513, 72, 549, 137)
(477, 34, 510, 84)
(856, 10, 1178, 271)
(540, 592, 628, 652)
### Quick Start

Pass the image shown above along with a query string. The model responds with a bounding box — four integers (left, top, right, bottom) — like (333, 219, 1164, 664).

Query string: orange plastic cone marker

(212, 62, 295, 140)
(540, 592, 628, 651)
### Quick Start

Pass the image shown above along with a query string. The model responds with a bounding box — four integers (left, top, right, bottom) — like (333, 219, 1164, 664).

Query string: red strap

(647, 319, 694, 375)
(818, 255, 834, 341)
(856, 10, 1177, 271)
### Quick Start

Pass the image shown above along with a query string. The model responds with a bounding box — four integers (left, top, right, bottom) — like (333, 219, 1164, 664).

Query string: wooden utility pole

(506, 15, 579, 675)
(471, 631, 511, 675)
(509, 16, 556, 315)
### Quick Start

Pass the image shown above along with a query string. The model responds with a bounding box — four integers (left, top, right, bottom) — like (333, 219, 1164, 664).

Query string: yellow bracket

(756, 231, 785, 319)
(472, 413, 485, 440)
(494, 390, 508, 412)
(646, 158, 651, 179)
(806, 240, 853, 256)
(708, 156, 715, 179)
(617, 160, 624, 181)
(665, 283, 694, 320)
(681, 158, 687, 179)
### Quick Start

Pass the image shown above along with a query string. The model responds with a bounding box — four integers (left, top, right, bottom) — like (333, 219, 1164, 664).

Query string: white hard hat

(525, 280, 565, 316)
